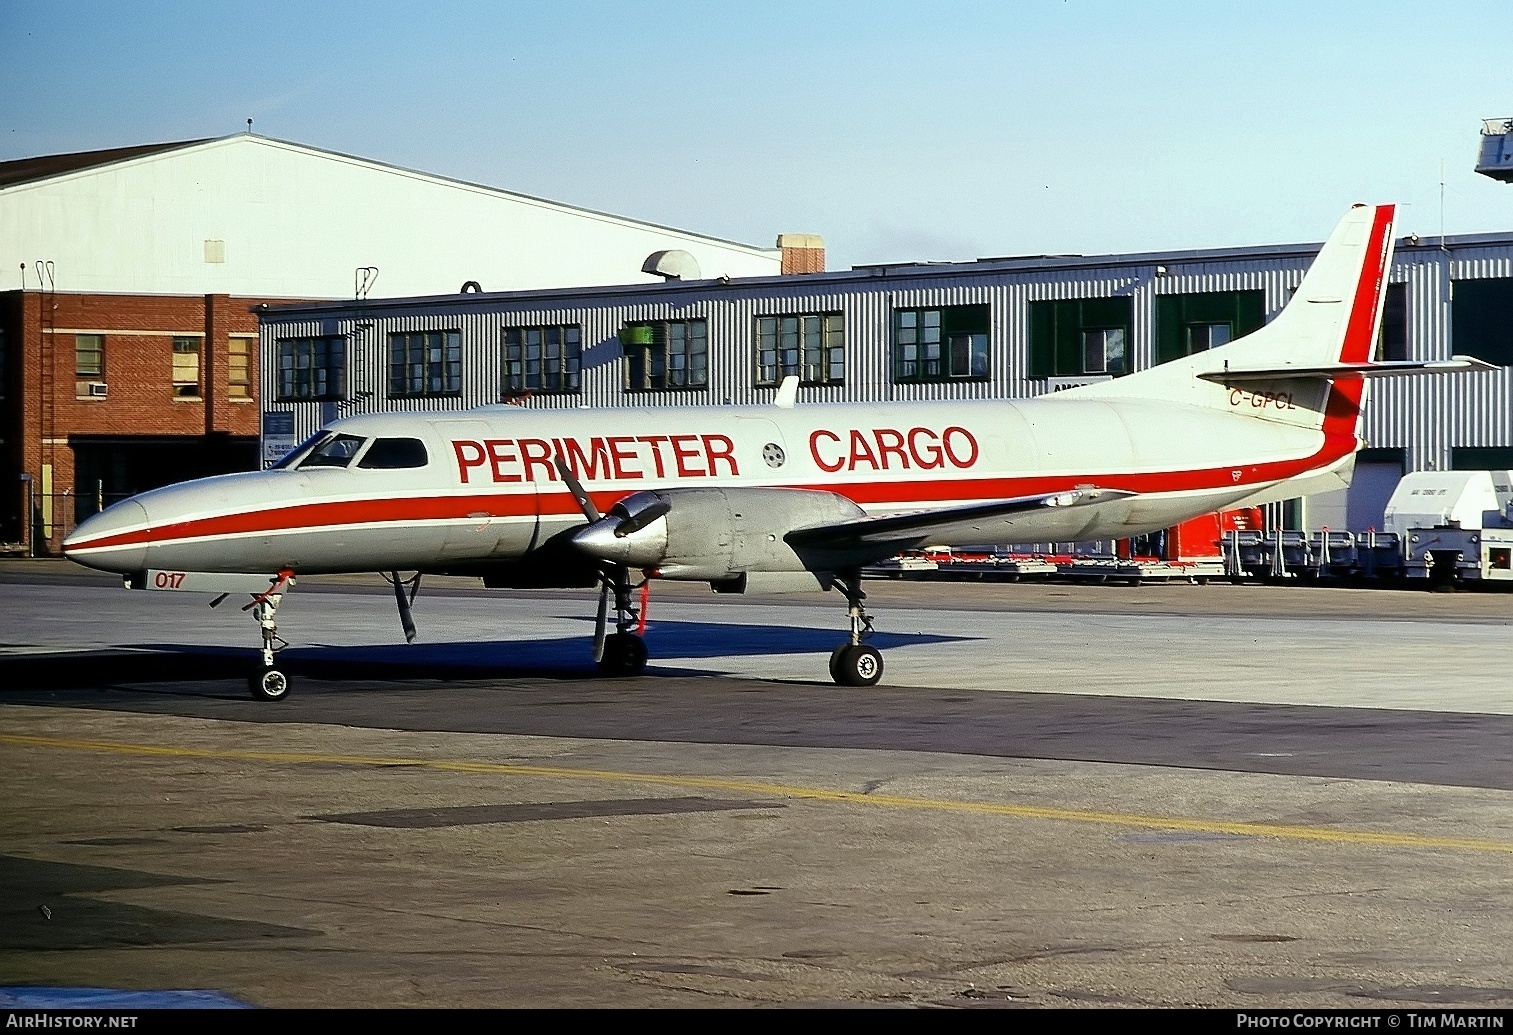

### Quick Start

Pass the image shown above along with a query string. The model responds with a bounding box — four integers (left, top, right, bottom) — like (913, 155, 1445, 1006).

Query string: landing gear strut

(827, 573, 883, 687)
(244, 572, 293, 701)
(596, 565, 648, 677)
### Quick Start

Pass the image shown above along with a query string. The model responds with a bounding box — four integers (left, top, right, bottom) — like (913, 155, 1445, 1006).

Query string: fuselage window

(299, 434, 367, 468)
(357, 437, 430, 470)
(271, 431, 331, 470)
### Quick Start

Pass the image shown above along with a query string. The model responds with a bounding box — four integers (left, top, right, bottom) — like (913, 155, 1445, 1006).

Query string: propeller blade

(554, 455, 602, 522)
(391, 570, 417, 643)
(592, 580, 610, 662)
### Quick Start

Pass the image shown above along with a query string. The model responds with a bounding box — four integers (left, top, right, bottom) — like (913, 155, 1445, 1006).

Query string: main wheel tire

(831, 644, 883, 687)
(597, 632, 648, 676)
(828, 644, 850, 683)
(248, 666, 291, 702)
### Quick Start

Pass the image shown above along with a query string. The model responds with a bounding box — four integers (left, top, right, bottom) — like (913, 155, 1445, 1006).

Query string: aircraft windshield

(299, 434, 368, 469)
(270, 432, 330, 470)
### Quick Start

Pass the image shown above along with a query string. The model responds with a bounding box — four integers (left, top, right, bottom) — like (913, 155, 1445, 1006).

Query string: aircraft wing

(786, 486, 1136, 548)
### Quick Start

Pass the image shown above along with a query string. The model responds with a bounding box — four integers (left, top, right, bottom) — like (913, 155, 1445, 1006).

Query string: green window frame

(503, 324, 581, 395)
(756, 313, 844, 386)
(1029, 298, 1133, 378)
(621, 319, 708, 391)
(389, 330, 462, 397)
(1153, 291, 1264, 367)
(893, 304, 989, 383)
(276, 336, 347, 402)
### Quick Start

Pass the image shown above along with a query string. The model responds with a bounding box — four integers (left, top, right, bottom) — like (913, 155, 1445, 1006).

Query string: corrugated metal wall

(260, 235, 1513, 474)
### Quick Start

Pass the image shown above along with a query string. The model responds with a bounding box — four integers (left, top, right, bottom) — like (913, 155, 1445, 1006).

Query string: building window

(1451, 277, 1513, 366)
(75, 334, 104, 378)
(621, 319, 708, 391)
(1153, 290, 1264, 366)
(756, 313, 844, 386)
(504, 324, 581, 394)
(1082, 327, 1127, 375)
(172, 337, 201, 398)
(389, 330, 462, 397)
(276, 336, 346, 401)
(228, 339, 252, 398)
(1452, 446, 1513, 470)
(893, 305, 989, 383)
(1187, 323, 1231, 352)
(1379, 283, 1408, 362)
(1029, 298, 1133, 378)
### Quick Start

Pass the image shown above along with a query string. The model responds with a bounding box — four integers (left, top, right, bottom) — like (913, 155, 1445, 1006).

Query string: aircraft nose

(62, 498, 151, 573)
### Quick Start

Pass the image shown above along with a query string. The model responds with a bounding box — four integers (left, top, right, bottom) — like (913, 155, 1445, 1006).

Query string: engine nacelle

(571, 487, 865, 580)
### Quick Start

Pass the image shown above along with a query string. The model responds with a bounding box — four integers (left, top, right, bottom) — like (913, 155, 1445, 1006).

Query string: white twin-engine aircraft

(62, 205, 1492, 700)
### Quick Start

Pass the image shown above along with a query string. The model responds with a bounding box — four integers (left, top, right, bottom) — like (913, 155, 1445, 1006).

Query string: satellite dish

(642, 250, 700, 281)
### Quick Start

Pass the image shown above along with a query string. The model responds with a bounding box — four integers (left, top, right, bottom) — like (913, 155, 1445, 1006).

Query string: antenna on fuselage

(773, 375, 799, 408)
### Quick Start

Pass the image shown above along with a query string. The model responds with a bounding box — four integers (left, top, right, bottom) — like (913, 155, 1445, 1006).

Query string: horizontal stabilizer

(788, 486, 1135, 547)
(1198, 355, 1498, 383)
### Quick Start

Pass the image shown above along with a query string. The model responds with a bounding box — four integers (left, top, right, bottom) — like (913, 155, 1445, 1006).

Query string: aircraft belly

(141, 525, 454, 575)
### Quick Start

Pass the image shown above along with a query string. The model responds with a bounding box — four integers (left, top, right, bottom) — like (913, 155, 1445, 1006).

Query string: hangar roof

(0, 134, 780, 296)
(0, 139, 211, 189)
(0, 133, 771, 254)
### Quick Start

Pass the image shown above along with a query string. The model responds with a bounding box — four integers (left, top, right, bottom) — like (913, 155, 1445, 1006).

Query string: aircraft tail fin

(1067, 204, 1397, 436)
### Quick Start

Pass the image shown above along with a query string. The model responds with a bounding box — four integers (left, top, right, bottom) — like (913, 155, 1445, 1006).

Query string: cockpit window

(271, 431, 331, 470)
(358, 437, 430, 470)
(299, 434, 367, 469)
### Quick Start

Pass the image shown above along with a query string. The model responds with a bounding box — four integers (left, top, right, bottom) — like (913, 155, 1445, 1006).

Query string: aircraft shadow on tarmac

(1, 619, 973, 690)
(203, 619, 971, 677)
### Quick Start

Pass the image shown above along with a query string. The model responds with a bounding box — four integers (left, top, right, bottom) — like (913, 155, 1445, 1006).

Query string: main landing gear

(827, 573, 883, 687)
(243, 572, 293, 701)
(595, 565, 649, 677)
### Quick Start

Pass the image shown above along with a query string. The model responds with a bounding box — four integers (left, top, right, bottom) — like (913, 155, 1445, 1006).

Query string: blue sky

(4, 1, 1511, 269)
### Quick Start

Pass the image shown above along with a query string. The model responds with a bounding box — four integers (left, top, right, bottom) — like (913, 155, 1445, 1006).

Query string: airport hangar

(0, 133, 792, 553)
(257, 225, 1513, 542)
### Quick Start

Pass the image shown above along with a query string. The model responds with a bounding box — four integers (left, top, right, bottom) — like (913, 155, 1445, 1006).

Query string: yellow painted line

(4, 730, 1512, 854)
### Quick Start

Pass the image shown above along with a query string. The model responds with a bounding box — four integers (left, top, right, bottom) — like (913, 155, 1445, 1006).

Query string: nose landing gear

(243, 571, 293, 701)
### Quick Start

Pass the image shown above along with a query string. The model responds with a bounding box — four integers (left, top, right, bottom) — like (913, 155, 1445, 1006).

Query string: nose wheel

(248, 665, 291, 701)
(242, 572, 293, 701)
(828, 573, 884, 686)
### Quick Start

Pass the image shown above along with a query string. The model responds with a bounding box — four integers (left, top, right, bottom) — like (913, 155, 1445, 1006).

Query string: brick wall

(5, 290, 295, 551)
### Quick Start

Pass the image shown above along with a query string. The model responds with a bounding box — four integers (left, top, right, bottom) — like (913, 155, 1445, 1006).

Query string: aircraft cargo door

(436, 420, 537, 562)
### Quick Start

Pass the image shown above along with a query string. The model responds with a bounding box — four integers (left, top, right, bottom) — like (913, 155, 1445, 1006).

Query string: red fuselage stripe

(67, 447, 1348, 553)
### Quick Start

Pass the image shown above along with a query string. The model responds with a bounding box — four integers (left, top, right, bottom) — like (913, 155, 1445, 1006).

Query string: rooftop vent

(642, 249, 700, 281)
